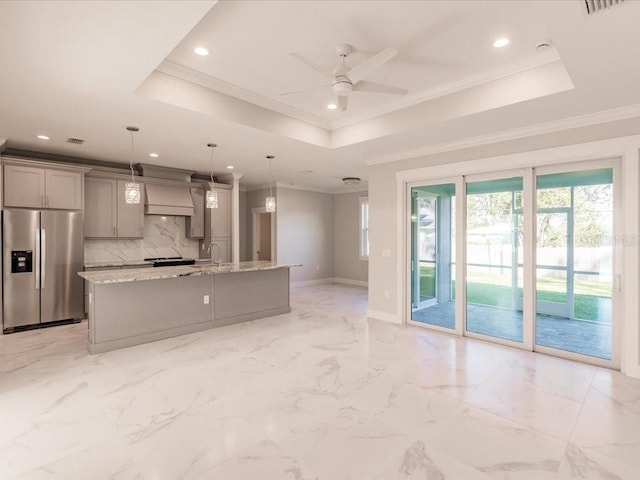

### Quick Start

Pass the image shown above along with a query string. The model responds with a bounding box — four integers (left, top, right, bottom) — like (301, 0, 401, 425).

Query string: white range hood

(144, 183, 194, 216)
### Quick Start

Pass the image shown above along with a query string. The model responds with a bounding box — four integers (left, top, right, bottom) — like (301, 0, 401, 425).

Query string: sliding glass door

(535, 168, 614, 360)
(407, 160, 619, 367)
(465, 175, 524, 344)
(410, 183, 456, 330)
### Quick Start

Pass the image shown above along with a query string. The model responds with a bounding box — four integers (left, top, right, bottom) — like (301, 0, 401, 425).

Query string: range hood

(144, 184, 194, 216)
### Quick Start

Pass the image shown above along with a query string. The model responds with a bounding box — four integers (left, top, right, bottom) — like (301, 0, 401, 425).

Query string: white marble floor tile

(555, 443, 640, 480)
(584, 368, 640, 420)
(2, 284, 640, 479)
(193, 440, 320, 480)
(372, 440, 495, 480)
(7, 441, 142, 480)
(419, 406, 568, 480)
(570, 404, 640, 470)
(464, 374, 584, 440)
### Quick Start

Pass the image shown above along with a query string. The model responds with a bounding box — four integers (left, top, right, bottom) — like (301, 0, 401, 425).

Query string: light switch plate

(204, 295, 210, 305)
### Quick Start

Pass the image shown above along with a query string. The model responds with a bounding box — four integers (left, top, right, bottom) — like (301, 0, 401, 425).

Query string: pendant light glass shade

(125, 126, 141, 204)
(206, 143, 219, 209)
(125, 182, 141, 204)
(265, 155, 276, 213)
(265, 196, 276, 212)
(206, 190, 218, 209)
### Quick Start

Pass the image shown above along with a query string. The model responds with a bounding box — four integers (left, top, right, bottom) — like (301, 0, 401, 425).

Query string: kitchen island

(79, 261, 300, 353)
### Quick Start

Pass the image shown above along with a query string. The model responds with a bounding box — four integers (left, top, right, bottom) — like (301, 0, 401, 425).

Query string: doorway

(252, 207, 275, 261)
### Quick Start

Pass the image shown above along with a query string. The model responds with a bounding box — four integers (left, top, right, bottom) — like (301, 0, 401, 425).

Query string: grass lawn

(418, 265, 611, 322)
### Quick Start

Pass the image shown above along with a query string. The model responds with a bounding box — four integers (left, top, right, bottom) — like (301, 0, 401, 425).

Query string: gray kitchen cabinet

(211, 188, 231, 237)
(84, 177, 117, 237)
(186, 187, 205, 238)
(45, 169, 83, 209)
(4, 164, 82, 210)
(84, 177, 144, 238)
(201, 184, 232, 261)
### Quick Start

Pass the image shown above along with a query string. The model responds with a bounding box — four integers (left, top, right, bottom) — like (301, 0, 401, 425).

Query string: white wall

(367, 124, 640, 378)
(276, 187, 334, 283)
(334, 191, 368, 285)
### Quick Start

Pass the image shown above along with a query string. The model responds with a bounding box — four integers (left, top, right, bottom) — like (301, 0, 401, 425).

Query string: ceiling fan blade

(353, 80, 408, 95)
(291, 52, 334, 79)
(280, 84, 332, 96)
(347, 47, 398, 84)
(338, 96, 348, 112)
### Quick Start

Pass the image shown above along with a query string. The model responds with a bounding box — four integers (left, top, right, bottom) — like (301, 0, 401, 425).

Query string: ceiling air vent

(65, 137, 85, 145)
(585, 0, 624, 15)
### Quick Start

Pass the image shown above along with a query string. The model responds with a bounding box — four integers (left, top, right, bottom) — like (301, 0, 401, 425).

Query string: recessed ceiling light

(226, 165, 234, 170)
(149, 153, 159, 158)
(493, 38, 510, 48)
(327, 103, 338, 110)
(194, 46, 209, 56)
(37, 135, 50, 140)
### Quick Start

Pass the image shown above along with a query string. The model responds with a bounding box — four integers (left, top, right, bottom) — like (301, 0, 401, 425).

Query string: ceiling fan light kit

(342, 177, 361, 186)
(287, 43, 408, 112)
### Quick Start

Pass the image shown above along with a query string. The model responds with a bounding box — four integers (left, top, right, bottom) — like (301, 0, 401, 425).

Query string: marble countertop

(79, 261, 302, 284)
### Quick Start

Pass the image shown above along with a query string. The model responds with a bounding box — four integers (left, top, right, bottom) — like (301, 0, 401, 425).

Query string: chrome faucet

(207, 241, 222, 266)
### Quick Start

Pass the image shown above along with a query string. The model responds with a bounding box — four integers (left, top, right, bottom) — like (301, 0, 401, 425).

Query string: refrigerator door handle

(41, 228, 46, 288)
(35, 228, 40, 290)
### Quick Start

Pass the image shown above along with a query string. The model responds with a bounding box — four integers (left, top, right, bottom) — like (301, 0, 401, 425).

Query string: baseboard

(367, 309, 402, 324)
(333, 277, 368, 287)
(291, 277, 334, 287)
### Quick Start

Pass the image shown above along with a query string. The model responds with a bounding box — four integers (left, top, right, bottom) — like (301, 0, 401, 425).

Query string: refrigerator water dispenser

(11, 250, 32, 273)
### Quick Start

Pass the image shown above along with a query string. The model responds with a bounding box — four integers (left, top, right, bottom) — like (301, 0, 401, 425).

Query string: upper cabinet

(84, 177, 117, 237)
(211, 188, 231, 237)
(84, 177, 144, 238)
(4, 164, 83, 210)
(186, 187, 205, 238)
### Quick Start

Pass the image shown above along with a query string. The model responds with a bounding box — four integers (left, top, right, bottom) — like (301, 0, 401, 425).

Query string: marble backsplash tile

(84, 215, 200, 262)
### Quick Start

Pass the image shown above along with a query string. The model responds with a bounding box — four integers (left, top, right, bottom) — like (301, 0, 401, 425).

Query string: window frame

(359, 196, 369, 260)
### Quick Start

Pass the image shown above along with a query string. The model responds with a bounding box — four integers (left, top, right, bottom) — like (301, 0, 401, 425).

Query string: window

(360, 197, 369, 259)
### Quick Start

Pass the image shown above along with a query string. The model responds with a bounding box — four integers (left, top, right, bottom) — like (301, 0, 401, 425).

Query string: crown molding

(275, 182, 335, 195)
(366, 103, 640, 166)
(157, 60, 331, 130)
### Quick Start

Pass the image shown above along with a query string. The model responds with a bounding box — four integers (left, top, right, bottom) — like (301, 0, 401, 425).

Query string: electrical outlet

(203, 295, 209, 305)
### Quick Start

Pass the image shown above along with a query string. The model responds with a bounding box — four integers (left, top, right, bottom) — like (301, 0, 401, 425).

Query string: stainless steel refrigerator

(2, 209, 83, 332)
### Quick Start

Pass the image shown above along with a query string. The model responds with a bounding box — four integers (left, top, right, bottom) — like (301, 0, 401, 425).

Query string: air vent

(65, 137, 85, 145)
(585, 0, 624, 15)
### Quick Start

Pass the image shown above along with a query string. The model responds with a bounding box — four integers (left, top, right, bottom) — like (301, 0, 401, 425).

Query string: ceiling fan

(283, 44, 408, 112)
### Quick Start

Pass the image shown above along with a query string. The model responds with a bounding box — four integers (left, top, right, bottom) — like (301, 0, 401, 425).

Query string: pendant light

(265, 155, 276, 213)
(206, 143, 219, 209)
(124, 126, 141, 204)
